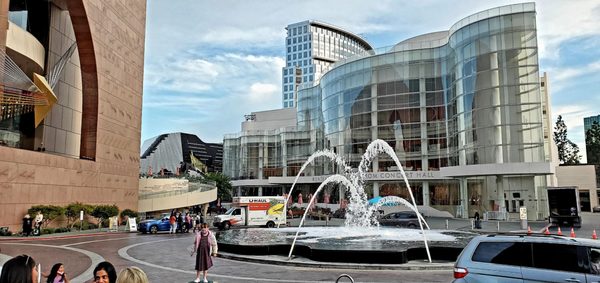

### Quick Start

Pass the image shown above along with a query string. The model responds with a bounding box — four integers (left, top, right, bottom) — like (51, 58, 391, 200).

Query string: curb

(217, 252, 455, 271)
(0, 231, 130, 242)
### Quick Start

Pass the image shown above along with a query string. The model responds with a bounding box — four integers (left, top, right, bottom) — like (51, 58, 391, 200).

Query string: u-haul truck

(212, 196, 286, 229)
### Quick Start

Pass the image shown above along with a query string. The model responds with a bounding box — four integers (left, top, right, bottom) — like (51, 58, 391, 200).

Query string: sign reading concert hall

(310, 171, 441, 182)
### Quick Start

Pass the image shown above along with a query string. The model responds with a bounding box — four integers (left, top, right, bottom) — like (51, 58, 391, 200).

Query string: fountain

(217, 140, 476, 265)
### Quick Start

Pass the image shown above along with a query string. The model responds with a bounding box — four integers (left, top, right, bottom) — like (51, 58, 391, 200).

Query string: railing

(139, 182, 215, 200)
(484, 210, 509, 221)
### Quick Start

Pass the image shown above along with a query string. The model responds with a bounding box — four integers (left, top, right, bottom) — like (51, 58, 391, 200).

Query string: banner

(108, 216, 119, 232)
(127, 217, 137, 232)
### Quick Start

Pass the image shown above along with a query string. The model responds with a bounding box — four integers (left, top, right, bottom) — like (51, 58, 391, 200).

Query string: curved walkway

(0, 232, 453, 282)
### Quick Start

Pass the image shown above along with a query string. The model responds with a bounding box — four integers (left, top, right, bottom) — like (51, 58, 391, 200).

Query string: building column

(373, 181, 380, 197)
(459, 178, 469, 218)
(490, 51, 503, 163)
(236, 187, 241, 197)
(258, 143, 264, 179)
(422, 181, 430, 206)
(282, 139, 288, 177)
(258, 187, 263, 196)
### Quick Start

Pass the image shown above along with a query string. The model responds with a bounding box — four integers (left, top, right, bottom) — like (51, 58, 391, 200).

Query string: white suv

(453, 234, 600, 282)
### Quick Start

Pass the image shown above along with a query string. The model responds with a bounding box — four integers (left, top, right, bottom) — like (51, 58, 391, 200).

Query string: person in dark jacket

(22, 214, 33, 236)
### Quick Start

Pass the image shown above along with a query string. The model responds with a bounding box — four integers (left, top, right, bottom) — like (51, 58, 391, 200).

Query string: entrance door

(580, 191, 591, 212)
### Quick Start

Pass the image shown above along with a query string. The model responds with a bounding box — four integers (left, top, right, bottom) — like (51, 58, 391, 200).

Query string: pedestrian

(169, 213, 177, 234)
(92, 261, 117, 283)
(44, 263, 70, 283)
(190, 223, 218, 283)
(474, 211, 481, 229)
(177, 212, 184, 233)
(0, 254, 38, 283)
(115, 266, 148, 283)
(194, 214, 202, 232)
(34, 211, 44, 228)
(22, 214, 32, 237)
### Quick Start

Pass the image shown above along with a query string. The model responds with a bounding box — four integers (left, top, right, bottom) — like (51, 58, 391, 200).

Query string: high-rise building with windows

(584, 114, 600, 164)
(226, 3, 557, 220)
(281, 21, 372, 108)
(584, 115, 600, 134)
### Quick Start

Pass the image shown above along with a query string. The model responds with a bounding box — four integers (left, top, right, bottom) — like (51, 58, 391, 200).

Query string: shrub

(42, 228, 55, 234)
(72, 221, 97, 230)
(92, 204, 119, 228)
(27, 205, 66, 229)
(0, 227, 12, 236)
(54, 227, 71, 233)
(121, 209, 138, 219)
(65, 202, 94, 229)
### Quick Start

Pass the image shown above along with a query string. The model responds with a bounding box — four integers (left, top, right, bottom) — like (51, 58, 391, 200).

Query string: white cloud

(535, 0, 600, 60)
(143, 0, 600, 147)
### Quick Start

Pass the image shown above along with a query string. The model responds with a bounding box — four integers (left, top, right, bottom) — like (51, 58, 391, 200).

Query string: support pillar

(459, 178, 469, 218)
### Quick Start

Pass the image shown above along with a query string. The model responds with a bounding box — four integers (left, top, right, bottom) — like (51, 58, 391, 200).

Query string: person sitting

(92, 261, 117, 283)
(115, 267, 148, 283)
(0, 254, 38, 283)
(44, 263, 70, 283)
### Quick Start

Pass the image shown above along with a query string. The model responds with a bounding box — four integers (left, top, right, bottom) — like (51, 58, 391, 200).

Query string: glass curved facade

(226, 3, 553, 219)
(314, 6, 542, 170)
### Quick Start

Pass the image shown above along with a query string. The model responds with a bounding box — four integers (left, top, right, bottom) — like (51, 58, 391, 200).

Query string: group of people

(0, 256, 148, 283)
(168, 211, 204, 234)
(1, 222, 219, 283)
(21, 211, 44, 236)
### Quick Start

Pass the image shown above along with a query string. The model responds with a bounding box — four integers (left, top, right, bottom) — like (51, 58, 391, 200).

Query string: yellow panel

(33, 73, 57, 128)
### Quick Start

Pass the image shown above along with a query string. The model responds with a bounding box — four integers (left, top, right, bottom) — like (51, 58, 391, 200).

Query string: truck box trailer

(547, 186, 581, 228)
(213, 196, 286, 229)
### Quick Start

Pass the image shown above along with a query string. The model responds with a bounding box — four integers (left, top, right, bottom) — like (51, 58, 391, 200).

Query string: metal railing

(484, 210, 509, 221)
(139, 182, 216, 200)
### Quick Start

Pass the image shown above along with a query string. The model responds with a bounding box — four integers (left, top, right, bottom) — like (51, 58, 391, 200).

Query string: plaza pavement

(1, 212, 599, 282)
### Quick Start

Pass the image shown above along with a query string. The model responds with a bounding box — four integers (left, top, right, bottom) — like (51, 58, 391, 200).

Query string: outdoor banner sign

(128, 217, 137, 232)
(109, 216, 119, 232)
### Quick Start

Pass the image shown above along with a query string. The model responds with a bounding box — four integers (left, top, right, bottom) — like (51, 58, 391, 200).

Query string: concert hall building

(224, 3, 556, 220)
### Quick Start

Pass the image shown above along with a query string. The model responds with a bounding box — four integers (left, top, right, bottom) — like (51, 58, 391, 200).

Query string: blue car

(137, 217, 171, 234)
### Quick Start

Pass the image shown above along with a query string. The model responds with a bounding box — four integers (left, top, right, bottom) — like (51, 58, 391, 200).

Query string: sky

(142, 0, 600, 162)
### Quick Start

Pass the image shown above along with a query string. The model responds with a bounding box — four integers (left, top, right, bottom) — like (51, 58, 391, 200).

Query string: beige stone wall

(556, 165, 599, 211)
(0, 0, 146, 232)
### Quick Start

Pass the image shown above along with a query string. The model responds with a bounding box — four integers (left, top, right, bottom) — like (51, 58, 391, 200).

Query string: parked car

(453, 234, 600, 282)
(593, 205, 600, 213)
(137, 217, 171, 234)
(378, 211, 419, 228)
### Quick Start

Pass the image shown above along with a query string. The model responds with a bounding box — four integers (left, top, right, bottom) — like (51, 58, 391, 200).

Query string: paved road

(0, 232, 453, 283)
(2, 212, 599, 282)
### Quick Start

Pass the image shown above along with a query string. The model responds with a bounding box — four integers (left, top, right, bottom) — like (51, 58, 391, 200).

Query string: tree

(65, 202, 94, 229)
(120, 209, 138, 219)
(204, 172, 233, 202)
(586, 121, 600, 164)
(554, 115, 581, 164)
(27, 205, 65, 229)
(91, 204, 119, 228)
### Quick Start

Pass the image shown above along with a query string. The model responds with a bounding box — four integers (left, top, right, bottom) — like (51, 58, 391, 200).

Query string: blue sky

(143, 0, 600, 161)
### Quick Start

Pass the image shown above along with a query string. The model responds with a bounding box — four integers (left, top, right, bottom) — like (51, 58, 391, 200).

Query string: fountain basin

(216, 227, 476, 264)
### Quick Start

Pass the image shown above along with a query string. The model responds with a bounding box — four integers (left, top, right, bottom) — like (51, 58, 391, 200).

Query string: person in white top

(34, 211, 44, 231)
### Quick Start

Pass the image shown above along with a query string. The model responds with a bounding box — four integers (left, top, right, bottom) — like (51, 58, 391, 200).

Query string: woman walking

(190, 223, 218, 282)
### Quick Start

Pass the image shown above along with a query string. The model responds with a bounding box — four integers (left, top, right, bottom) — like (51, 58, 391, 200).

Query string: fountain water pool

(216, 227, 476, 264)
(218, 139, 475, 264)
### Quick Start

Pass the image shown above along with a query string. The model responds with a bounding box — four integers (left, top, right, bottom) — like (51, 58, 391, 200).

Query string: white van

(212, 196, 286, 229)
